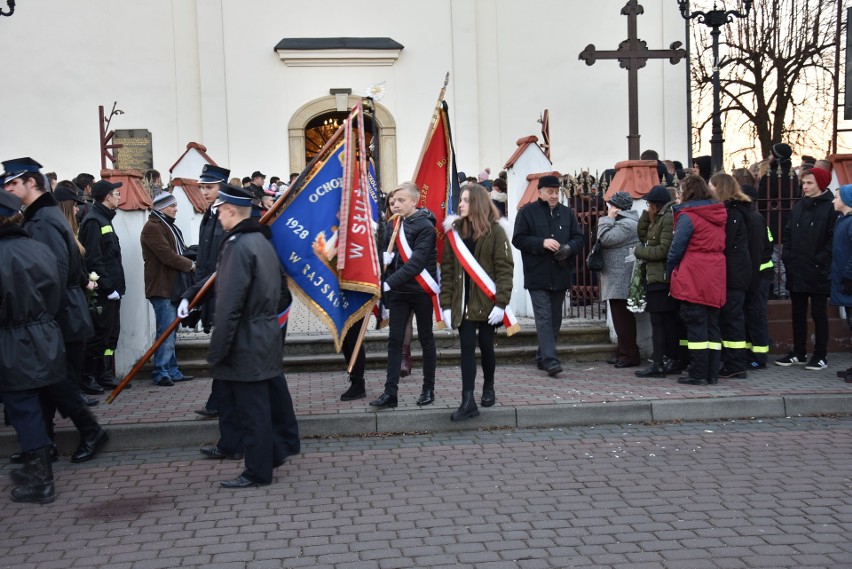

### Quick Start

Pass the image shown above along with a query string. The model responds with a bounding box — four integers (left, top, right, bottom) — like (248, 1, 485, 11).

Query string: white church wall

(113, 209, 154, 377)
(505, 146, 553, 318)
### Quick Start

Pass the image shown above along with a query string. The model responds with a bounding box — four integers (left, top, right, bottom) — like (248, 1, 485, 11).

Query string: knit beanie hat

(807, 167, 831, 191)
(839, 185, 852, 208)
(152, 192, 177, 211)
(771, 143, 793, 160)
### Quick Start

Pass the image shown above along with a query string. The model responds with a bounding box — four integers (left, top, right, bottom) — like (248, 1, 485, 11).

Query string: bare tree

(689, 0, 842, 165)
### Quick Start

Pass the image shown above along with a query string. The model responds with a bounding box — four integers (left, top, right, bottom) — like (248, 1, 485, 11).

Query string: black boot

(80, 375, 104, 395)
(70, 407, 108, 463)
(400, 343, 412, 378)
(635, 362, 666, 378)
(662, 357, 682, 375)
(11, 446, 55, 504)
(10, 444, 57, 464)
(481, 382, 496, 407)
(339, 376, 366, 401)
(451, 391, 480, 421)
(97, 354, 125, 389)
(71, 428, 109, 463)
(416, 388, 434, 406)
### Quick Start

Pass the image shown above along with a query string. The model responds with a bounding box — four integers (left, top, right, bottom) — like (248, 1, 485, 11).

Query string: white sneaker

(805, 357, 828, 371)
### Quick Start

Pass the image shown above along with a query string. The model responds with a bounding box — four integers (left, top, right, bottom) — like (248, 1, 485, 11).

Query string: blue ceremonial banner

(366, 159, 380, 225)
(270, 139, 375, 351)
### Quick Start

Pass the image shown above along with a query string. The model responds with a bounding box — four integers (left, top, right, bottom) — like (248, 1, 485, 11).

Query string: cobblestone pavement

(8, 353, 851, 430)
(1, 416, 850, 569)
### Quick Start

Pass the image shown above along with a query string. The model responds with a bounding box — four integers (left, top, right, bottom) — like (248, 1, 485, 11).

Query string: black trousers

(2, 389, 52, 452)
(790, 292, 829, 360)
(221, 375, 299, 484)
(680, 301, 721, 381)
(217, 378, 244, 454)
(384, 292, 436, 396)
(342, 319, 366, 380)
(84, 298, 121, 372)
(649, 310, 680, 365)
(458, 319, 496, 392)
(41, 340, 86, 433)
(269, 375, 300, 457)
(720, 288, 748, 373)
(744, 280, 771, 364)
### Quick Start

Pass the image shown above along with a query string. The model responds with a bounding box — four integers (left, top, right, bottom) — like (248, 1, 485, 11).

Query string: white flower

(89, 272, 100, 282)
(365, 82, 386, 101)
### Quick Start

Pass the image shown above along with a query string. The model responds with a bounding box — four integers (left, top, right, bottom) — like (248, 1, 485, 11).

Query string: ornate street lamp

(679, 0, 753, 173)
(0, 0, 15, 17)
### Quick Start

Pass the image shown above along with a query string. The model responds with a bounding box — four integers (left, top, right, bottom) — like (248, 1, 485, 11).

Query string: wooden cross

(579, 0, 687, 160)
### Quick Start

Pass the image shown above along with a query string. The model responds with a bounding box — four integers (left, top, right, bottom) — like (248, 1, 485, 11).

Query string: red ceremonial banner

(413, 105, 452, 262)
(338, 103, 381, 296)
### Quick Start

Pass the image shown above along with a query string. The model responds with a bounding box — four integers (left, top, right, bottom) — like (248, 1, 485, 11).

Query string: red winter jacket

(670, 201, 727, 308)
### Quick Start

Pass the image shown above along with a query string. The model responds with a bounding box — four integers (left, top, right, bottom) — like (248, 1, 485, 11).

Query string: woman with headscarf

(598, 191, 641, 368)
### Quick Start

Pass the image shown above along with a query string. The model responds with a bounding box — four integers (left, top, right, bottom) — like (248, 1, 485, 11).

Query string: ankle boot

(70, 408, 108, 463)
(635, 362, 666, 378)
(339, 376, 366, 401)
(662, 357, 682, 375)
(97, 355, 122, 389)
(11, 446, 55, 504)
(400, 343, 412, 378)
(481, 382, 496, 407)
(10, 444, 57, 464)
(451, 391, 480, 421)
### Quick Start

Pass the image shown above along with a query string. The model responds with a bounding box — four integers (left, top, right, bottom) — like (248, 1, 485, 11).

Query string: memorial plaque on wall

(113, 129, 153, 171)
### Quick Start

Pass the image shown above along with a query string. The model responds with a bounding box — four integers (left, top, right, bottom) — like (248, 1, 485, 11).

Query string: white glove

(487, 306, 505, 326)
(382, 282, 390, 292)
(382, 252, 394, 266)
(107, 291, 120, 301)
(442, 309, 453, 328)
(177, 299, 190, 319)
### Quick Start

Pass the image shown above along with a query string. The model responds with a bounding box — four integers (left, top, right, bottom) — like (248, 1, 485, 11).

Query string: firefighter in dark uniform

(179, 164, 230, 418)
(193, 184, 299, 488)
(0, 191, 63, 504)
(79, 179, 127, 391)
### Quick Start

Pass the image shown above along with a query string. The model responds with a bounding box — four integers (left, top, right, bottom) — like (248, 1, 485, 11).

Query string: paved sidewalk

(1, 417, 850, 568)
(2, 349, 851, 456)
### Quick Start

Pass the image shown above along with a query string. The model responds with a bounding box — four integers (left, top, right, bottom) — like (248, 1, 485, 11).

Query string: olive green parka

(634, 201, 674, 286)
(439, 216, 514, 328)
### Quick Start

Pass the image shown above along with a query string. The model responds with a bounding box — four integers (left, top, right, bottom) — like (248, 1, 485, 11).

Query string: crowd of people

(1, 143, 851, 501)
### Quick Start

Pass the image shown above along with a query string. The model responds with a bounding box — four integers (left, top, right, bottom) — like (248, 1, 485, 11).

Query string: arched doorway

(304, 110, 374, 163)
(288, 95, 397, 190)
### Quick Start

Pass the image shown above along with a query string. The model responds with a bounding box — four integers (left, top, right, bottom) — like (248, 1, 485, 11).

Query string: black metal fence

(562, 172, 607, 320)
(554, 166, 800, 320)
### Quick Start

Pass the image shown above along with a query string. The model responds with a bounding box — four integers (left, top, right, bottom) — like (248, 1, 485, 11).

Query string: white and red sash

(445, 227, 520, 336)
(396, 220, 443, 323)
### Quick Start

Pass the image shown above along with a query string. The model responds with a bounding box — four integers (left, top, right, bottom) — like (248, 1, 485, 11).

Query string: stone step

(173, 343, 615, 375)
(175, 323, 611, 360)
(171, 322, 614, 375)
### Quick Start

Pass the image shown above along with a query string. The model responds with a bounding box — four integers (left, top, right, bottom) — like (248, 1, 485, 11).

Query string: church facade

(0, 0, 689, 184)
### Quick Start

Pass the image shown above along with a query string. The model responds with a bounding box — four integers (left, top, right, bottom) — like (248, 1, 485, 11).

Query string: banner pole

(346, 216, 400, 374)
(411, 72, 450, 179)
